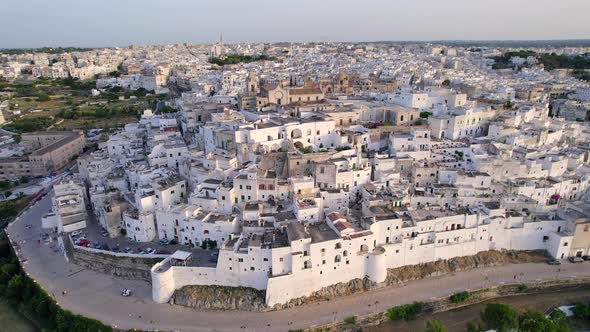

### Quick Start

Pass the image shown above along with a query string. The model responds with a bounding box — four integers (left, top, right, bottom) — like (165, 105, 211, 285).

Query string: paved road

(6, 195, 590, 332)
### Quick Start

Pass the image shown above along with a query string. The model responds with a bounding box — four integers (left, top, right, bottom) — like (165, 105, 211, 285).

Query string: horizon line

(2, 38, 590, 50)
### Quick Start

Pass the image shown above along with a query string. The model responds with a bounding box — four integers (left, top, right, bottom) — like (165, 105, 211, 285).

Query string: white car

(121, 288, 132, 297)
(146, 248, 156, 255)
(71, 230, 83, 237)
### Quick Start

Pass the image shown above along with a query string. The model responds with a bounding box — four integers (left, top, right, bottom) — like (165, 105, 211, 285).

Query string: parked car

(159, 239, 169, 246)
(100, 230, 109, 237)
(570, 256, 585, 263)
(546, 259, 561, 265)
(169, 239, 178, 245)
(124, 247, 133, 253)
(582, 255, 590, 261)
(156, 249, 171, 255)
(75, 239, 90, 247)
(71, 230, 83, 237)
(146, 248, 156, 255)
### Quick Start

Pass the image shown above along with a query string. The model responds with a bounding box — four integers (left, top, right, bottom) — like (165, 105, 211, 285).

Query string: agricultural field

(0, 77, 167, 132)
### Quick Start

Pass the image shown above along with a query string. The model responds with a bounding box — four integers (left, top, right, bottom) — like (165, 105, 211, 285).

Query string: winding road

(6, 194, 590, 332)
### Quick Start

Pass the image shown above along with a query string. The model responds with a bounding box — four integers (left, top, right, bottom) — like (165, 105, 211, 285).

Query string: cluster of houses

(38, 42, 590, 306)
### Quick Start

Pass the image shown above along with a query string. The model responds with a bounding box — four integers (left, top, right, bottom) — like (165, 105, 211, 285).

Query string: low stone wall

(67, 238, 166, 282)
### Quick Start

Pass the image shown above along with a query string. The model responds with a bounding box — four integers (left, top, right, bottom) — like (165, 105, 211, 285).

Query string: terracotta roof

(289, 88, 322, 96)
(334, 221, 353, 231)
(327, 212, 345, 222)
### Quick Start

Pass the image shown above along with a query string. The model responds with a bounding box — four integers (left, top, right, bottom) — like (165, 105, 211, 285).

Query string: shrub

(426, 320, 447, 332)
(449, 291, 470, 303)
(517, 284, 528, 293)
(36, 93, 51, 101)
(343, 316, 357, 325)
(386, 302, 425, 321)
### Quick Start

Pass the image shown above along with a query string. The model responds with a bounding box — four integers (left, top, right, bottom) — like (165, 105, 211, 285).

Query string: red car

(76, 239, 90, 247)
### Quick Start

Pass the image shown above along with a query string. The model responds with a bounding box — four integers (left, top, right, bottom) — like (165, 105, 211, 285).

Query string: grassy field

(0, 301, 38, 332)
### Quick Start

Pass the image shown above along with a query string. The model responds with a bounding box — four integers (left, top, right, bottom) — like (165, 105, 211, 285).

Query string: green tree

(426, 320, 447, 332)
(36, 93, 51, 101)
(481, 303, 518, 332)
(160, 105, 175, 113)
(572, 302, 590, 320)
(466, 321, 482, 332)
(6, 274, 24, 303)
(519, 310, 571, 332)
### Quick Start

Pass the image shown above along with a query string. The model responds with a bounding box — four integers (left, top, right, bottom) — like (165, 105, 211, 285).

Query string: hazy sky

(2, 0, 589, 48)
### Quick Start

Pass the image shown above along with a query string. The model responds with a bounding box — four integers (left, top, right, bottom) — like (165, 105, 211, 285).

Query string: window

(335, 243, 342, 249)
(238, 258, 243, 262)
(263, 258, 268, 261)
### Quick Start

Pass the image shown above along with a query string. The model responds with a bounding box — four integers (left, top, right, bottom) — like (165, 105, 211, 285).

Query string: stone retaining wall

(66, 237, 165, 281)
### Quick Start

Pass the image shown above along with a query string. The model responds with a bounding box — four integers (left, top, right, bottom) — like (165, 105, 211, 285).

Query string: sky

(1, 0, 589, 48)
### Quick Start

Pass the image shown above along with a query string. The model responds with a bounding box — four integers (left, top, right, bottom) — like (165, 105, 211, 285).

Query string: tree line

(0, 232, 145, 332)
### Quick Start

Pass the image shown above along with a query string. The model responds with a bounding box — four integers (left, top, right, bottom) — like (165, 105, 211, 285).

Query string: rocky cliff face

(272, 277, 377, 310)
(171, 285, 267, 311)
(386, 249, 548, 285)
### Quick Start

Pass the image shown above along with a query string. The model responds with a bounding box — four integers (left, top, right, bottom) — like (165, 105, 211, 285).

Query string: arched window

(343, 250, 348, 257)
(335, 242, 342, 249)
(259, 184, 266, 190)
(360, 244, 368, 252)
(335, 255, 341, 263)
(303, 260, 312, 269)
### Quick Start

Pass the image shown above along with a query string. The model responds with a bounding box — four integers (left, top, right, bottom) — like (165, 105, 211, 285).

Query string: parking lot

(69, 213, 217, 267)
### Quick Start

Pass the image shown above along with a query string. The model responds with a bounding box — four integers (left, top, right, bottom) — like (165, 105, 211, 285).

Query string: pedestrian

(513, 274, 516, 279)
